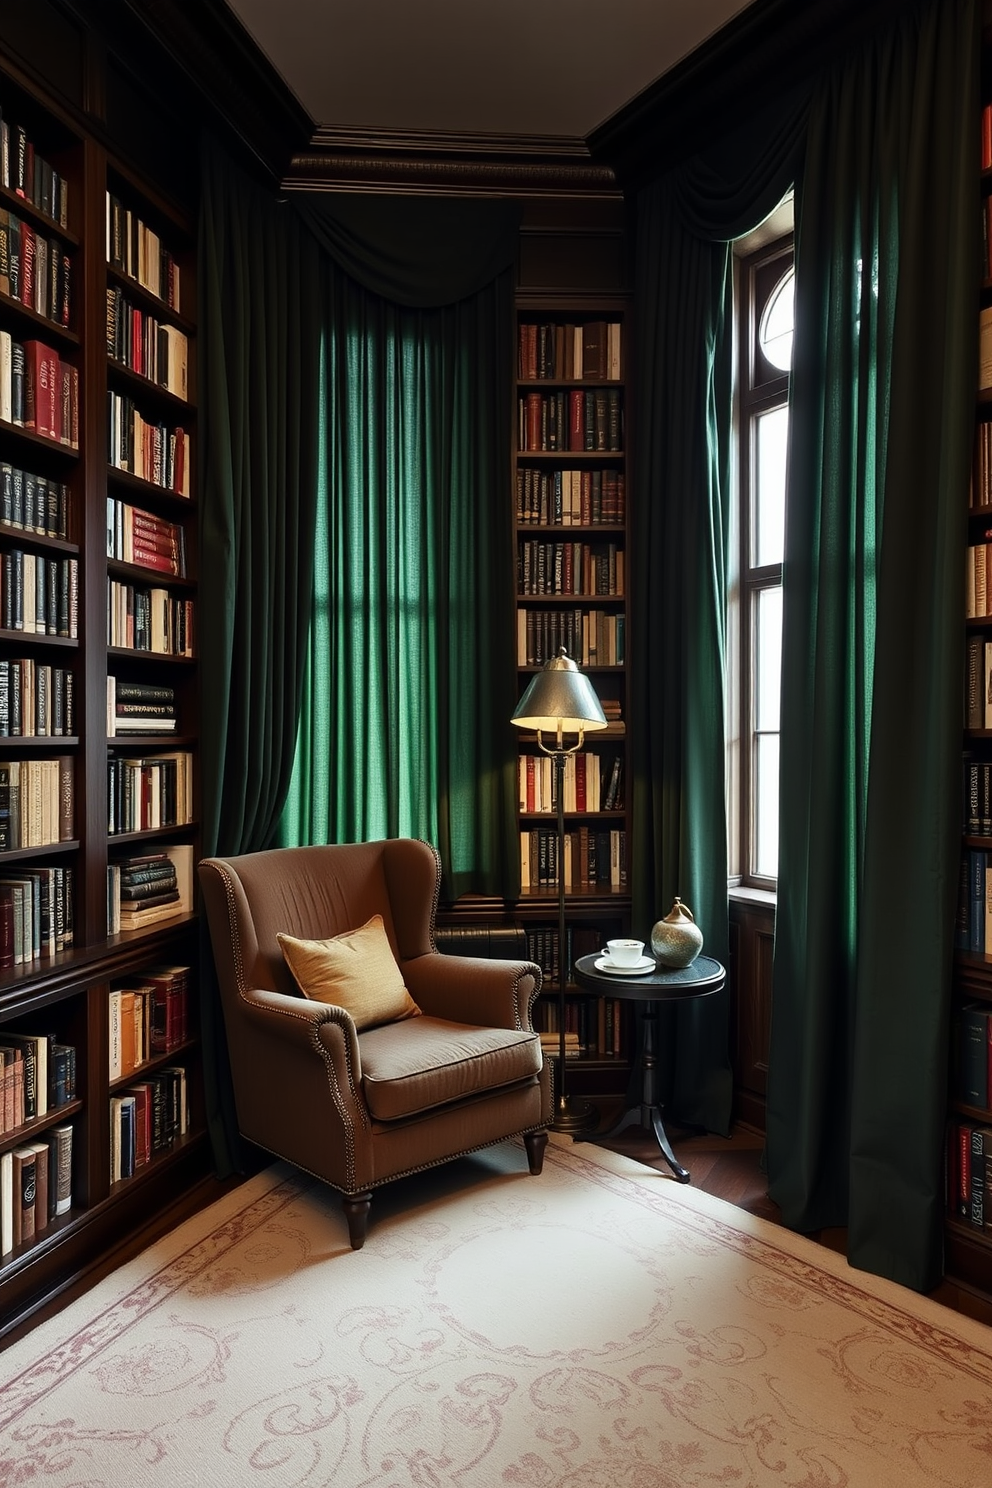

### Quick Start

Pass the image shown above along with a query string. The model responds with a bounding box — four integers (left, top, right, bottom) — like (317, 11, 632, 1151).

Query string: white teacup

(606, 938, 644, 967)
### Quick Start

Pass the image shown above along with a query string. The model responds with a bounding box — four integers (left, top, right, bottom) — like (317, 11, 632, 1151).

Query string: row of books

(107, 392, 190, 495)
(0, 659, 74, 738)
(108, 849, 191, 932)
(973, 420, 992, 511)
(956, 850, 992, 953)
(110, 1066, 188, 1183)
(106, 499, 187, 578)
(964, 635, 992, 731)
(518, 606, 625, 668)
(106, 192, 180, 311)
(0, 207, 71, 328)
(525, 922, 611, 983)
(948, 1119, 992, 1229)
(0, 333, 78, 447)
(109, 964, 190, 1079)
(518, 752, 624, 814)
(0, 865, 74, 966)
(106, 751, 192, 835)
(518, 321, 622, 382)
(965, 538, 992, 617)
(106, 677, 175, 737)
(1, 1125, 73, 1258)
(516, 466, 625, 527)
(963, 755, 992, 837)
(954, 1000, 992, 1109)
(518, 388, 623, 453)
(0, 461, 70, 537)
(0, 550, 79, 636)
(520, 826, 627, 891)
(533, 996, 625, 1059)
(0, 111, 69, 228)
(106, 288, 188, 399)
(0, 1031, 75, 1126)
(108, 579, 195, 657)
(518, 539, 624, 598)
(0, 757, 73, 850)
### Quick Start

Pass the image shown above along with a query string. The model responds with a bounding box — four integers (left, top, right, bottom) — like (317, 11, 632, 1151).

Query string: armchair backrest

(199, 839, 441, 1005)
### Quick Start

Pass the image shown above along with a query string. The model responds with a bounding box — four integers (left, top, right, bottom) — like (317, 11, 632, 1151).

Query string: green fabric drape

(632, 96, 807, 1135)
(198, 138, 323, 1172)
(279, 265, 518, 901)
(294, 194, 521, 307)
(767, 0, 978, 1290)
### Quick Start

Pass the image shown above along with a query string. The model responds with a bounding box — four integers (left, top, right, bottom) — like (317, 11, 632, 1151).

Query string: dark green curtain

(278, 262, 519, 900)
(198, 137, 323, 1171)
(632, 97, 808, 1135)
(766, 0, 978, 1290)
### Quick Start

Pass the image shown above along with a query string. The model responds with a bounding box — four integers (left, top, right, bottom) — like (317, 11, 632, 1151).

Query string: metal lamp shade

(511, 650, 608, 736)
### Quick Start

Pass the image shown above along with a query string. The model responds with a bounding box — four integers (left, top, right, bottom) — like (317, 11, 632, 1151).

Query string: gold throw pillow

(277, 914, 421, 1031)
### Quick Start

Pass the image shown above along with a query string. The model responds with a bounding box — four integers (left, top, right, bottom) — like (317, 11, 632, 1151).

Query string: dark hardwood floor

(590, 1103, 992, 1329)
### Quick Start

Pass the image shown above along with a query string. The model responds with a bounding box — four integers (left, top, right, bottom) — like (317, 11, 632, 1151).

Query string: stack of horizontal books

(106, 676, 175, 736)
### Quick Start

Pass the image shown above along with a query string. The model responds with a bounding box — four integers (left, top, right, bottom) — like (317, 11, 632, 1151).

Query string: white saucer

(594, 954, 656, 975)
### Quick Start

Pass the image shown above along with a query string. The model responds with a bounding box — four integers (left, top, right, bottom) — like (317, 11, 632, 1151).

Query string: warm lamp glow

(511, 649, 608, 744)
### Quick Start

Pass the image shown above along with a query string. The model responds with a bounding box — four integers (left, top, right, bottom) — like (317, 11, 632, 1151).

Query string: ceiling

(222, 0, 759, 141)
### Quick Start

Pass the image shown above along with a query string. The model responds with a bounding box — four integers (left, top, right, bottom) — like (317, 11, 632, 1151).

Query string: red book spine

(524, 392, 541, 452)
(129, 545, 180, 576)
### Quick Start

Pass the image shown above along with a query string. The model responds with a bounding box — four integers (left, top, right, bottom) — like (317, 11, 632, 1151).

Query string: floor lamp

(512, 647, 607, 1134)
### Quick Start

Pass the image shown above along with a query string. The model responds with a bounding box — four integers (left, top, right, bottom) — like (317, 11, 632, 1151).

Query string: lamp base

(551, 1093, 597, 1136)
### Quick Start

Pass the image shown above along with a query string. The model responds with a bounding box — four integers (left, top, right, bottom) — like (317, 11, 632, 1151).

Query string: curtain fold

(632, 94, 808, 1135)
(766, 0, 978, 1290)
(294, 194, 521, 308)
(197, 137, 324, 1172)
(278, 259, 518, 901)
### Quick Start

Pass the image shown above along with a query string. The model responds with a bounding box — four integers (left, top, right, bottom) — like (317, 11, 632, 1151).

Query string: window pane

(758, 265, 794, 370)
(755, 733, 780, 878)
(754, 406, 788, 567)
(755, 586, 782, 731)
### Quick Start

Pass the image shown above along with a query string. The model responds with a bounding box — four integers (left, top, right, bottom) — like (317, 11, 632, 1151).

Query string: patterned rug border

(555, 1137, 992, 1382)
(2, 1133, 990, 1430)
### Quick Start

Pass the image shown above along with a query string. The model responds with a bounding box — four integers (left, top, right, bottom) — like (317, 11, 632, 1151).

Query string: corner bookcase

(0, 52, 206, 1344)
(513, 294, 633, 1095)
(946, 30, 992, 1299)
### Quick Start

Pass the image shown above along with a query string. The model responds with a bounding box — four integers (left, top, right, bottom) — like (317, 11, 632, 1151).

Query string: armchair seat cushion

(359, 1016, 543, 1121)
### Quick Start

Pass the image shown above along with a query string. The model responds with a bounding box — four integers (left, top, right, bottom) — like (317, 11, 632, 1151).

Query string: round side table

(572, 951, 726, 1183)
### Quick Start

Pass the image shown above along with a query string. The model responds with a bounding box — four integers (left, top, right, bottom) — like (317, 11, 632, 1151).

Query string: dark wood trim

(285, 129, 619, 199)
(588, 0, 914, 191)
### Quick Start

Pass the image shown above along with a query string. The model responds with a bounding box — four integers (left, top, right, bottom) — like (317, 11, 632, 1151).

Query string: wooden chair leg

(342, 1192, 372, 1249)
(524, 1129, 548, 1175)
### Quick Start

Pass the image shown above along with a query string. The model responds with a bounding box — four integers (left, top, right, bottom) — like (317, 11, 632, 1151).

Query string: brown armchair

(198, 839, 552, 1247)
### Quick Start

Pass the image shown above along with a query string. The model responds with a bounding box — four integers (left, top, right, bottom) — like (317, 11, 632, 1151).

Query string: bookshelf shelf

(511, 293, 632, 1090)
(0, 48, 206, 1337)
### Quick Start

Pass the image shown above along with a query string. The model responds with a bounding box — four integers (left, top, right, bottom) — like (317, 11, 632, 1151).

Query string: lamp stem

(551, 746, 594, 1135)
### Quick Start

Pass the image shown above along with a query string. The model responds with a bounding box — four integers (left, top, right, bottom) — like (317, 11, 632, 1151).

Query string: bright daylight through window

(734, 234, 793, 887)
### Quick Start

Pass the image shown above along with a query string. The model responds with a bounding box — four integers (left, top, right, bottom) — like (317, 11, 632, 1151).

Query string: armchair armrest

(238, 985, 365, 1096)
(402, 952, 541, 1030)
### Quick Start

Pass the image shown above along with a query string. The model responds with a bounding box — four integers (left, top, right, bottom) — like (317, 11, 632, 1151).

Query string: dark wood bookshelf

(0, 40, 205, 1344)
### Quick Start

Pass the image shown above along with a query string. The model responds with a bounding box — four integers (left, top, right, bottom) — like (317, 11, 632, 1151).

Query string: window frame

(733, 232, 794, 892)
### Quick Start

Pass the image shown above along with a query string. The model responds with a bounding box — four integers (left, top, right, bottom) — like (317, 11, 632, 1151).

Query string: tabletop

(573, 951, 725, 1004)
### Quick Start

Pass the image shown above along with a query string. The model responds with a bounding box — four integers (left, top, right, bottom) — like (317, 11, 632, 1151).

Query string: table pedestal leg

(592, 999, 691, 1183)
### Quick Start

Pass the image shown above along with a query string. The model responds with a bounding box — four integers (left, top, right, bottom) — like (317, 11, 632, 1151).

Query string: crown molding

(285, 128, 620, 199)
(589, 0, 912, 190)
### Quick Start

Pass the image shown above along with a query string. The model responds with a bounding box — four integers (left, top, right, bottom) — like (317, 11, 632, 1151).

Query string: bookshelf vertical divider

(0, 49, 207, 1345)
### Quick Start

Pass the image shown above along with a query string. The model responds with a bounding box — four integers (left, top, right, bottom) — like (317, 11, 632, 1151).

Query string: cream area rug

(1, 1136, 991, 1488)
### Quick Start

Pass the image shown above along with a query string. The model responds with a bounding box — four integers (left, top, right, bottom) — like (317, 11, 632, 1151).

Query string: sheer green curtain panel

(278, 265, 519, 901)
